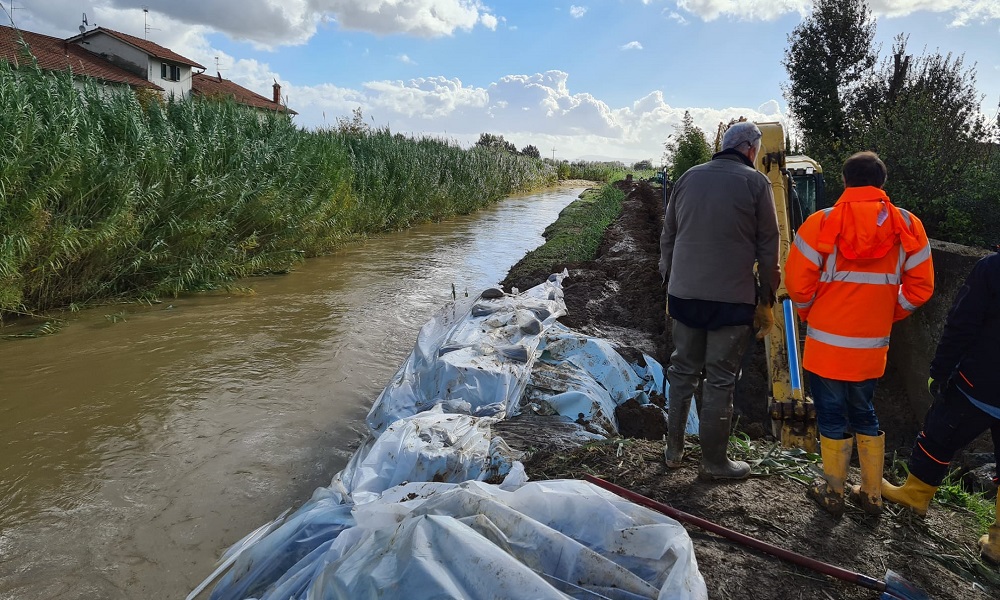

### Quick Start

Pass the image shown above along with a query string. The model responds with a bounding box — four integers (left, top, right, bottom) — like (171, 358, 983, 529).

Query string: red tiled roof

(192, 73, 296, 114)
(0, 25, 162, 90)
(71, 26, 206, 69)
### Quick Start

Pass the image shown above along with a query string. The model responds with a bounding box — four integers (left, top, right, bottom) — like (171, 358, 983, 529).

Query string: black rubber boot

(698, 403, 750, 481)
(664, 395, 692, 468)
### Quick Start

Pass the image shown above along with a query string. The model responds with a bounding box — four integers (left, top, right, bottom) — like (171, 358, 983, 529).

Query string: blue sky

(13, 1, 1000, 162)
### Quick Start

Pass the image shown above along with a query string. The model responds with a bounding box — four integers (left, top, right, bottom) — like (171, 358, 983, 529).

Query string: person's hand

(754, 303, 774, 340)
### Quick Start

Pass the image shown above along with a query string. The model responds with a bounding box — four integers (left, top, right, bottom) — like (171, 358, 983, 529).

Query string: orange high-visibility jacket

(785, 186, 935, 381)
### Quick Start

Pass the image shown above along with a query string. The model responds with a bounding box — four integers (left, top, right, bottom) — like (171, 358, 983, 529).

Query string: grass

(935, 471, 997, 534)
(505, 184, 625, 281)
(0, 64, 556, 323)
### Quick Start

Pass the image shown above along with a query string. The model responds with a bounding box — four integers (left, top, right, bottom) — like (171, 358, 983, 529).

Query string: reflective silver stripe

(904, 244, 932, 271)
(895, 245, 905, 280)
(821, 270, 900, 285)
(822, 244, 837, 281)
(793, 236, 823, 268)
(807, 326, 890, 349)
(898, 208, 912, 227)
(898, 291, 918, 312)
(794, 298, 814, 309)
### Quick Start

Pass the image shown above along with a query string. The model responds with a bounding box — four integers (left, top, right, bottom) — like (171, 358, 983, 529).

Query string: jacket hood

(816, 186, 922, 260)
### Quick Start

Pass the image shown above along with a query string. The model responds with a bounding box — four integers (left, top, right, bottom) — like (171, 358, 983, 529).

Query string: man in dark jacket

(659, 121, 779, 480)
(881, 250, 1000, 562)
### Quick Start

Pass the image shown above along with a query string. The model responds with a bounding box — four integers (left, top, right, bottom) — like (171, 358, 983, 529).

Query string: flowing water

(0, 186, 585, 600)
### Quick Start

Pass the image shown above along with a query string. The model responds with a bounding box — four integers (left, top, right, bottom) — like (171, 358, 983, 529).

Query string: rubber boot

(664, 395, 691, 468)
(697, 403, 750, 480)
(807, 435, 854, 518)
(849, 431, 885, 515)
(980, 495, 1000, 564)
(880, 473, 938, 516)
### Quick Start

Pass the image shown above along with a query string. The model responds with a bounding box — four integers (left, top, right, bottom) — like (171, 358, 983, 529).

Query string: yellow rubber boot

(980, 495, 1000, 564)
(807, 436, 854, 517)
(849, 432, 885, 515)
(880, 473, 938, 516)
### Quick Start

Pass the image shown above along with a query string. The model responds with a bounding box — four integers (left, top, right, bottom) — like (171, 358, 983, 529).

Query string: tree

(663, 111, 711, 182)
(783, 0, 877, 156)
(850, 36, 996, 242)
(632, 159, 653, 170)
(520, 144, 541, 159)
(475, 133, 517, 154)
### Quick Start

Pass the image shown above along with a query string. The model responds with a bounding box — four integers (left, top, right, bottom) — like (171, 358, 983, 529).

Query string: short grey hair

(721, 122, 762, 154)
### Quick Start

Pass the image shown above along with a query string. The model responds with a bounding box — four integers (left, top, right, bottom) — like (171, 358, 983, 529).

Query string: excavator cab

(786, 156, 826, 230)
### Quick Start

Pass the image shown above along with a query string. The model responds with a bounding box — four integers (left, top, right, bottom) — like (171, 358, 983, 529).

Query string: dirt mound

(502, 179, 1000, 598)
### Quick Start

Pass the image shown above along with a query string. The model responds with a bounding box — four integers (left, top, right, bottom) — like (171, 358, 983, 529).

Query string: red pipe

(583, 474, 886, 593)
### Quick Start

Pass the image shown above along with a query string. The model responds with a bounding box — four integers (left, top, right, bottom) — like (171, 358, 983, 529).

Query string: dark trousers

(909, 382, 1000, 487)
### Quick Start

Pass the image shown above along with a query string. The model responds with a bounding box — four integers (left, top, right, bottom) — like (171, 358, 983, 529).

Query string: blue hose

(783, 299, 802, 394)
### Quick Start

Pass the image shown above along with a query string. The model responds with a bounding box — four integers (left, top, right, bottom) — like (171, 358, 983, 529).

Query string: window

(161, 63, 181, 82)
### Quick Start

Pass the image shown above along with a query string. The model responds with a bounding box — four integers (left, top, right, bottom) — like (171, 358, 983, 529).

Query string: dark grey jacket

(659, 151, 780, 306)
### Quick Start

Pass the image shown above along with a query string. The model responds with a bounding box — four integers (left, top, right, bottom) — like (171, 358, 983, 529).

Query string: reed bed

(0, 65, 555, 318)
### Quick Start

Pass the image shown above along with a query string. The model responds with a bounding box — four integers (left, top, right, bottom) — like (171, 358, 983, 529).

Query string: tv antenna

(143, 7, 160, 39)
(551, 147, 557, 161)
(5, 2, 22, 25)
(78, 12, 92, 35)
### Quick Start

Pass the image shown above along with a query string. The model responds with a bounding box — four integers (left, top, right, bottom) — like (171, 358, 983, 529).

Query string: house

(1, 23, 295, 115)
(0, 24, 161, 91)
(192, 72, 296, 115)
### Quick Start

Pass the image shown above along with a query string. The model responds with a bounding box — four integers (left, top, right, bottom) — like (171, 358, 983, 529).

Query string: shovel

(584, 474, 931, 600)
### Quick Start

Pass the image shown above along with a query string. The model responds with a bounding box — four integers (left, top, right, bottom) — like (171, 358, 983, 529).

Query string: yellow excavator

(715, 119, 827, 452)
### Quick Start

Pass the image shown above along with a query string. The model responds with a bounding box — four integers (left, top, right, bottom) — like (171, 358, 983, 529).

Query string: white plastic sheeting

(196, 275, 707, 600)
(206, 480, 706, 600)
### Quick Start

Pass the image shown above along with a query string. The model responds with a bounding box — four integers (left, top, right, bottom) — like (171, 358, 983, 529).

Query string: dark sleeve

(754, 176, 780, 305)
(659, 184, 679, 284)
(929, 257, 995, 381)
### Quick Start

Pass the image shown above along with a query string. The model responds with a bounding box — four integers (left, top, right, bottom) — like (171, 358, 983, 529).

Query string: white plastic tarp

(209, 480, 707, 600)
(197, 275, 707, 600)
(365, 274, 569, 435)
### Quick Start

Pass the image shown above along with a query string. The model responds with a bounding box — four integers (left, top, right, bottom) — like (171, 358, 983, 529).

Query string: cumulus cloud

(21, 0, 501, 48)
(274, 70, 785, 161)
(621, 41, 644, 50)
(570, 6, 588, 18)
(673, 0, 1000, 25)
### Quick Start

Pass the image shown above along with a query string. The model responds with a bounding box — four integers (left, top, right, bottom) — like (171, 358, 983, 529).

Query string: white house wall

(150, 59, 192, 100)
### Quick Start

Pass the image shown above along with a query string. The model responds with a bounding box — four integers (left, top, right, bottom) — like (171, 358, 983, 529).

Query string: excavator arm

(754, 122, 819, 452)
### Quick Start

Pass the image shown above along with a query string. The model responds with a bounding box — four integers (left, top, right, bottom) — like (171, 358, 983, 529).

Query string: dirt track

(502, 180, 999, 600)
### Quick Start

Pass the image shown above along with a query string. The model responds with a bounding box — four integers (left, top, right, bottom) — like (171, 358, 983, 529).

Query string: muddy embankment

(506, 179, 993, 462)
(501, 180, 1000, 600)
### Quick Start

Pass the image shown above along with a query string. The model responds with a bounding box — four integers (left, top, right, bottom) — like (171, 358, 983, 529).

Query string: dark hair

(842, 151, 887, 188)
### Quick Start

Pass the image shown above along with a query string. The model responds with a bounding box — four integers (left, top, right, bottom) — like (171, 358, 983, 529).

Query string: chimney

(217, 71, 222, 82)
(273, 81, 281, 104)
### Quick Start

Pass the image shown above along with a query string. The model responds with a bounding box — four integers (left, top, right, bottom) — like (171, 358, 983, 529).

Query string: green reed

(0, 65, 555, 318)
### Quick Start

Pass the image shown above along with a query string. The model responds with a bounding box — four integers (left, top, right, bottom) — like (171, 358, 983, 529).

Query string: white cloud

(19, 0, 501, 48)
(398, 54, 417, 64)
(274, 70, 784, 161)
(621, 41, 644, 50)
(673, 0, 1000, 25)
(570, 6, 588, 18)
(667, 11, 689, 25)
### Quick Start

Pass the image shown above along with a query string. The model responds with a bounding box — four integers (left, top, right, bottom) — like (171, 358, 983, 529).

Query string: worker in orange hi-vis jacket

(784, 151, 935, 518)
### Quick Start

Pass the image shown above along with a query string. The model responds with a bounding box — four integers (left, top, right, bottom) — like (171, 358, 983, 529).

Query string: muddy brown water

(0, 186, 587, 600)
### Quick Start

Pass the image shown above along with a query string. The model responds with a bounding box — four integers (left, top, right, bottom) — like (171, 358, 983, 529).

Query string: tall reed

(0, 65, 555, 318)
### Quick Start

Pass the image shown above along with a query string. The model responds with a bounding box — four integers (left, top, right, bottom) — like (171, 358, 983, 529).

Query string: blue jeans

(807, 372, 879, 439)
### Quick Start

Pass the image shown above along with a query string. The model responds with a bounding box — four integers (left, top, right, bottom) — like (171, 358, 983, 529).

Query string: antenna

(142, 7, 160, 39)
(551, 147, 557, 161)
